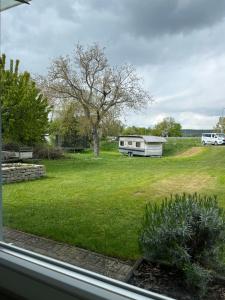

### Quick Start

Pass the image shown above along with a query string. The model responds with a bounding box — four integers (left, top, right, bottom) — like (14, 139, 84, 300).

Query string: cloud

(1, 0, 225, 129)
(123, 0, 225, 37)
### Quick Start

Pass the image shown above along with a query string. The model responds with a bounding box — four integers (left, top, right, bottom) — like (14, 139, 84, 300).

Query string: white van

(201, 133, 225, 145)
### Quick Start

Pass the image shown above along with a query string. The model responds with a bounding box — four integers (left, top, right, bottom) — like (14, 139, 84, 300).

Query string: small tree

(49, 102, 91, 148)
(101, 111, 124, 139)
(152, 117, 182, 137)
(41, 44, 152, 156)
(0, 54, 50, 145)
(50, 103, 80, 136)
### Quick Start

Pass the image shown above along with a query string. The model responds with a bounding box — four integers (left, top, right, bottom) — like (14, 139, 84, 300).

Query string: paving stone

(3, 227, 133, 281)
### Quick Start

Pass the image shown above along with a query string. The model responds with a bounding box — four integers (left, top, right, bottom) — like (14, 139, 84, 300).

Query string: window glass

(2, 3, 225, 299)
(136, 142, 141, 147)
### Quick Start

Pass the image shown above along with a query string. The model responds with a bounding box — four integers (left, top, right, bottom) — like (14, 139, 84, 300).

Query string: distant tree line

(122, 117, 182, 137)
(50, 114, 182, 145)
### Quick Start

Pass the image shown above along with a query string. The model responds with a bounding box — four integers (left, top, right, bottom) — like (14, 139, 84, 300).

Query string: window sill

(0, 242, 174, 300)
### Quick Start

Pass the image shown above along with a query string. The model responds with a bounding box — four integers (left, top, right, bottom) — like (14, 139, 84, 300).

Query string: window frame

(0, 0, 30, 12)
(0, 242, 173, 300)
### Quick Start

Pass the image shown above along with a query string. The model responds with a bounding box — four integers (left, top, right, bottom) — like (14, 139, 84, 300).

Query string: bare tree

(42, 44, 152, 156)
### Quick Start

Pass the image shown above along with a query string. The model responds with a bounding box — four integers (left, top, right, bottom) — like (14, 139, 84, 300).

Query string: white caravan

(201, 133, 225, 145)
(119, 135, 167, 157)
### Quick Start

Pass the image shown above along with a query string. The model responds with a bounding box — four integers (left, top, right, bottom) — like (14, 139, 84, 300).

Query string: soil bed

(128, 260, 225, 300)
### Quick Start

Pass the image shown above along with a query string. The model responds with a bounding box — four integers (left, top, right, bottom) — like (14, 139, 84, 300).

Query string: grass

(164, 137, 201, 156)
(3, 139, 225, 260)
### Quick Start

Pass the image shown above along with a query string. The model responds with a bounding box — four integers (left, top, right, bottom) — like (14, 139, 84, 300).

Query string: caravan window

(128, 141, 132, 145)
(120, 141, 124, 146)
(136, 142, 141, 147)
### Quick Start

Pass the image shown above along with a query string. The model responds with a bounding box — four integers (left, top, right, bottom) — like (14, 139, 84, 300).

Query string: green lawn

(3, 140, 225, 260)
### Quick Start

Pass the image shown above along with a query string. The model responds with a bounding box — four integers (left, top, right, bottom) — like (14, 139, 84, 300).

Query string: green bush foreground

(139, 193, 225, 298)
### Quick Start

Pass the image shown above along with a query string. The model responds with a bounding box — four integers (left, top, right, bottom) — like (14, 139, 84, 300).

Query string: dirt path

(175, 146, 205, 158)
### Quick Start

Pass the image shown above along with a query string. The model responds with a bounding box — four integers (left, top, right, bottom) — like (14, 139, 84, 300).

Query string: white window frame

(0, 0, 30, 12)
(0, 242, 174, 300)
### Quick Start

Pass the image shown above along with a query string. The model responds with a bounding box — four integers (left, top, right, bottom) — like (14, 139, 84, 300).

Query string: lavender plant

(139, 193, 225, 298)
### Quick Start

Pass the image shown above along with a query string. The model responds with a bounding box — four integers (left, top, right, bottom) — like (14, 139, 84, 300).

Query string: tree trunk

(92, 127, 100, 157)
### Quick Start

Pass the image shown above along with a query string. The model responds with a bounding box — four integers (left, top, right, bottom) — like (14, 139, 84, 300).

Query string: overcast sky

(1, 0, 225, 129)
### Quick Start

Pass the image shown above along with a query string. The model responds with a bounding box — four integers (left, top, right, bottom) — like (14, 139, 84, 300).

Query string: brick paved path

(3, 228, 133, 282)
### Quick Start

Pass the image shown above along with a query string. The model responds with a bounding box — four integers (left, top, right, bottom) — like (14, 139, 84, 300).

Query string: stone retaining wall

(2, 163, 45, 183)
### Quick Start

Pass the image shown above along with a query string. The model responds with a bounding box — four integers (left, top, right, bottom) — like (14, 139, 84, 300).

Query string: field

(3, 138, 225, 260)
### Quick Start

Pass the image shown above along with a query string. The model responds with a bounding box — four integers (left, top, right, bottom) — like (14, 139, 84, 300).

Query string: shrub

(33, 145, 64, 160)
(100, 140, 118, 151)
(139, 193, 225, 298)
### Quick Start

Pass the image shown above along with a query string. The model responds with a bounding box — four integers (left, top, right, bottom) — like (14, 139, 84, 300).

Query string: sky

(1, 0, 225, 129)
